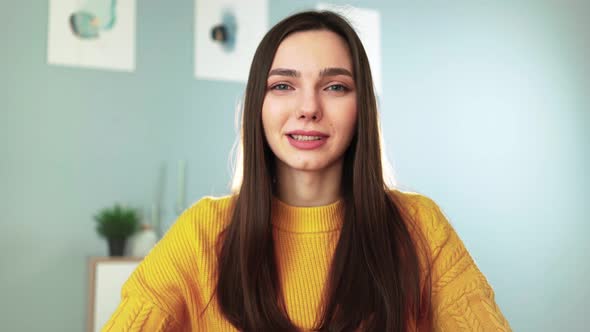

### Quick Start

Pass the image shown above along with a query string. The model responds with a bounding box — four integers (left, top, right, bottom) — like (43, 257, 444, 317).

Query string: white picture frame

(47, 0, 136, 72)
(194, 0, 268, 82)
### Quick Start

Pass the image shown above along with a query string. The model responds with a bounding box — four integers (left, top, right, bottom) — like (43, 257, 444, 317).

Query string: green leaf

(93, 203, 140, 239)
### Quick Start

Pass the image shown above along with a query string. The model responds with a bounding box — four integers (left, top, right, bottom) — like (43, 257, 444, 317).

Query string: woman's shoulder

(185, 194, 236, 214)
(177, 194, 236, 232)
(388, 188, 454, 246)
(388, 188, 441, 217)
(182, 194, 236, 219)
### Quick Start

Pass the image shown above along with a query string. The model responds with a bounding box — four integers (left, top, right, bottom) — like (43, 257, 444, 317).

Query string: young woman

(103, 10, 511, 332)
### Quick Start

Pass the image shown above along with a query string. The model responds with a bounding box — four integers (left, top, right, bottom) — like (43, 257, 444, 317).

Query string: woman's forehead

(270, 30, 353, 73)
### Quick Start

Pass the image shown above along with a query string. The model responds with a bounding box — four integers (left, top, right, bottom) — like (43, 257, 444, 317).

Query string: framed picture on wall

(47, 0, 137, 71)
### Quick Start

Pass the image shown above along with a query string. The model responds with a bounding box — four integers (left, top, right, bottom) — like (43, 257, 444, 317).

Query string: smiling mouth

(288, 134, 324, 141)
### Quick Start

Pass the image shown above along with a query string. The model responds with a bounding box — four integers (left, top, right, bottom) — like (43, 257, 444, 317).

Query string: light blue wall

(379, 2, 590, 331)
(1, 1, 587, 331)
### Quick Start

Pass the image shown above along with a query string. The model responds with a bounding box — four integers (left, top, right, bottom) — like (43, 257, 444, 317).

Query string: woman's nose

(296, 89, 322, 121)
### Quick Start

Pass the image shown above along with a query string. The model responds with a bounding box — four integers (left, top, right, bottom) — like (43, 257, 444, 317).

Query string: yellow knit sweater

(102, 190, 511, 331)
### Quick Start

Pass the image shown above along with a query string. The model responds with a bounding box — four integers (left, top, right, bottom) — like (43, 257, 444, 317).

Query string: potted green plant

(94, 204, 140, 256)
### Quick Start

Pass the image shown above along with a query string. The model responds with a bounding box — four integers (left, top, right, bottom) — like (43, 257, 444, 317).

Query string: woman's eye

(271, 83, 292, 91)
(326, 84, 348, 92)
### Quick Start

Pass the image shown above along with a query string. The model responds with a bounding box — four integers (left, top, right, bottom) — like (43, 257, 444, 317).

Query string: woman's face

(262, 30, 357, 175)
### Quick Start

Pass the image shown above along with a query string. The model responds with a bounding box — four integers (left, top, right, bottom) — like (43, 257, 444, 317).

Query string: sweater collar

(271, 197, 344, 233)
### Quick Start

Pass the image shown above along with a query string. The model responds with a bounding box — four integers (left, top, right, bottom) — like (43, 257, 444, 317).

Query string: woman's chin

(279, 159, 341, 174)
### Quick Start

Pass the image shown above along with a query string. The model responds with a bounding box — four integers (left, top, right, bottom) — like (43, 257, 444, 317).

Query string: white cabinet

(87, 257, 142, 332)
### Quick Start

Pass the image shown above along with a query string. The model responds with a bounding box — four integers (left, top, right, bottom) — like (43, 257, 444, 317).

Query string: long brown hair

(215, 11, 432, 331)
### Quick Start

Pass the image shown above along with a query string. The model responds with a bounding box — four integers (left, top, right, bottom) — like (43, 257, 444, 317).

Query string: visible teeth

(291, 135, 322, 141)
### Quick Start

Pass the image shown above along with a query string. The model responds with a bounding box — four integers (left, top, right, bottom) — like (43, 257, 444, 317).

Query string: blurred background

(1, 0, 588, 331)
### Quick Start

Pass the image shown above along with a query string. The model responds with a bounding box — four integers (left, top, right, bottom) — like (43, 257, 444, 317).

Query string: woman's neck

(275, 161, 342, 207)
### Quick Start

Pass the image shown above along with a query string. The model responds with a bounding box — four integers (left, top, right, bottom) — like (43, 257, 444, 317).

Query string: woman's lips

(285, 130, 329, 150)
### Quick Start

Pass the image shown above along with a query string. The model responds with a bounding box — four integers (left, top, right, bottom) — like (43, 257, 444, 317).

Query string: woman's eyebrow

(268, 67, 353, 78)
(268, 68, 300, 77)
(319, 67, 353, 78)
